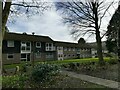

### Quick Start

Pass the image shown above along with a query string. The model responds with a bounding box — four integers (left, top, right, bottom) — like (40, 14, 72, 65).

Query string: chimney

(32, 32, 35, 35)
(23, 32, 27, 35)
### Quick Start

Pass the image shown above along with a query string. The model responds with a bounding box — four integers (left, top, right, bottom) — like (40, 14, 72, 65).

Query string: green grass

(3, 61, 31, 69)
(3, 57, 111, 69)
(4, 63, 21, 69)
(45, 57, 110, 64)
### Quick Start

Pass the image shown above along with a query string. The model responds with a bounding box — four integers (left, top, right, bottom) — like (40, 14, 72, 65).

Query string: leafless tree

(55, 0, 114, 65)
(2, 0, 51, 37)
(1, 0, 51, 73)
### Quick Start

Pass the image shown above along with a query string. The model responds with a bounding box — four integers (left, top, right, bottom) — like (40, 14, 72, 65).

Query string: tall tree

(1, 0, 50, 71)
(106, 39, 117, 53)
(106, 3, 120, 61)
(55, 0, 114, 65)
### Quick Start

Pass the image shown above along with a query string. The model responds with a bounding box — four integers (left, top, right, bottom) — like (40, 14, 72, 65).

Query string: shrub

(30, 63, 60, 84)
(76, 63, 80, 67)
(2, 74, 28, 88)
(68, 63, 76, 69)
(107, 58, 118, 64)
(62, 64, 69, 68)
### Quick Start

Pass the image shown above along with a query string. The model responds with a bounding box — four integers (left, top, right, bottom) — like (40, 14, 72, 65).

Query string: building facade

(2, 32, 92, 64)
(89, 42, 108, 58)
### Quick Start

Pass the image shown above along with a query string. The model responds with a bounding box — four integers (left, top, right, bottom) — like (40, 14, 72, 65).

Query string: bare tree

(2, 0, 51, 37)
(55, 0, 114, 65)
(1, 0, 51, 72)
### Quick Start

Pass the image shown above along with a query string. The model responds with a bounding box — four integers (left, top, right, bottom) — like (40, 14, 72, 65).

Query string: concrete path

(61, 70, 119, 89)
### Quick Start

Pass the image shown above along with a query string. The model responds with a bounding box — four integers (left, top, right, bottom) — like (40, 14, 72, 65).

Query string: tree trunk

(96, 30, 105, 65)
(2, 1, 12, 37)
(0, 1, 2, 89)
(93, 3, 105, 65)
(118, 27, 120, 62)
(2, 1, 12, 74)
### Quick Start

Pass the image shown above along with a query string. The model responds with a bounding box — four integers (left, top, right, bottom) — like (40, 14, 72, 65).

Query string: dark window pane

(21, 54, 26, 58)
(21, 47, 25, 50)
(21, 59, 26, 61)
(26, 47, 30, 50)
(8, 55, 13, 58)
(26, 42, 30, 46)
(37, 42, 40, 46)
(49, 43, 52, 46)
(22, 42, 25, 44)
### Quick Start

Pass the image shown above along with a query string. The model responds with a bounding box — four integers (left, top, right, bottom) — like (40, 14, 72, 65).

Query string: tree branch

(2, 0, 12, 37)
(99, 1, 114, 29)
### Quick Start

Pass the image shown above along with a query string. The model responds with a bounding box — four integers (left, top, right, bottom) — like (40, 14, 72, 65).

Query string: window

(46, 43, 54, 51)
(68, 48, 71, 51)
(49, 43, 52, 47)
(73, 48, 75, 51)
(36, 42, 41, 48)
(7, 41, 14, 47)
(21, 54, 27, 61)
(36, 52, 41, 58)
(58, 54, 61, 57)
(21, 42, 31, 51)
(21, 47, 25, 50)
(46, 43, 49, 47)
(64, 55, 66, 57)
(7, 54, 14, 60)
(46, 53, 53, 58)
(26, 42, 30, 46)
(77, 48, 80, 51)
(58, 54, 63, 57)
(26, 47, 30, 50)
(21, 54, 26, 58)
(64, 47, 67, 51)
(57, 47, 60, 50)
(21, 42, 26, 46)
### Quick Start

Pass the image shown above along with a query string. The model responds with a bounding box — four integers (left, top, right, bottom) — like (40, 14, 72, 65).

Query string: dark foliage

(30, 63, 60, 84)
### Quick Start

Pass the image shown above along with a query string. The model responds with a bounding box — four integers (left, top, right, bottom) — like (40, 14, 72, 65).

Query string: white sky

(7, 0, 119, 43)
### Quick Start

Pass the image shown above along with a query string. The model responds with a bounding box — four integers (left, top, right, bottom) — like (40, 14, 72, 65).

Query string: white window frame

(7, 54, 14, 60)
(36, 42, 41, 48)
(46, 43, 54, 51)
(7, 41, 14, 47)
(21, 42, 31, 53)
(21, 42, 26, 47)
(21, 54, 27, 61)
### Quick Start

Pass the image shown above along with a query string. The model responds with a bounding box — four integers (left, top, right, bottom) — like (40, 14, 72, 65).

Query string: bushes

(30, 63, 60, 84)
(2, 63, 60, 88)
(2, 74, 28, 88)
(62, 61, 110, 72)
(107, 58, 118, 64)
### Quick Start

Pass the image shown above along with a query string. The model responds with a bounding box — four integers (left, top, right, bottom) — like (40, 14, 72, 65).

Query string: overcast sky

(7, 0, 119, 43)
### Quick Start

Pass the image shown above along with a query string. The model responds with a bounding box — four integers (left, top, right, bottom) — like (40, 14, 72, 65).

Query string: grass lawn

(46, 57, 110, 64)
(3, 57, 110, 69)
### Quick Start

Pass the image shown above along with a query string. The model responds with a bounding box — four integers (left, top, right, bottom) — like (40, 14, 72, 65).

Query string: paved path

(61, 70, 119, 89)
